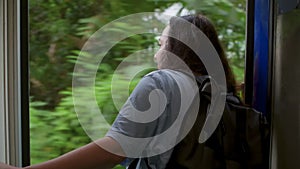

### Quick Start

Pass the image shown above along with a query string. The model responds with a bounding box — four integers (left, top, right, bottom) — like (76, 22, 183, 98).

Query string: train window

(28, 0, 246, 168)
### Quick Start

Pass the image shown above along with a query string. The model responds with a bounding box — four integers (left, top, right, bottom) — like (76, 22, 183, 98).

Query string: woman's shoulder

(145, 69, 194, 83)
(144, 69, 171, 77)
(137, 70, 172, 90)
(145, 69, 189, 79)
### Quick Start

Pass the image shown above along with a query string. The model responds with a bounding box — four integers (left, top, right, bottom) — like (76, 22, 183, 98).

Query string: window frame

(244, 0, 255, 105)
(0, 0, 29, 167)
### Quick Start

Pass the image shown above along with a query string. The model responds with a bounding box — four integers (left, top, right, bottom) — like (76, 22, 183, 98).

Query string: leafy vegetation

(29, 0, 246, 167)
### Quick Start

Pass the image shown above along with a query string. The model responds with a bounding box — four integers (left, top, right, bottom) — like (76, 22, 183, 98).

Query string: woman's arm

(26, 137, 125, 169)
(1, 137, 125, 169)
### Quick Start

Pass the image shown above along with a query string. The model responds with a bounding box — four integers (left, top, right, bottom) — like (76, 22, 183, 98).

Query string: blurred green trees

(29, 0, 246, 167)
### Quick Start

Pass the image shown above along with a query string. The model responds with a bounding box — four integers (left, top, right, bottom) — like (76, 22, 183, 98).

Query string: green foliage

(30, 66, 149, 168)
(30, 0, 246, 167)
(181, 0, 246, 82)
(30, 97, 91, 164)
(29, 0, 101, 109)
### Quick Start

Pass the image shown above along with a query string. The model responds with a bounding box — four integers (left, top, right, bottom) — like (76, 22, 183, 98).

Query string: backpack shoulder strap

(195, 75, 211, 91)
(195, 75, 212, 100)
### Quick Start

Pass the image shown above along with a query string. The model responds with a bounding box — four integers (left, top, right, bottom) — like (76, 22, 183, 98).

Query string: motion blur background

(28, 1, 246, 168)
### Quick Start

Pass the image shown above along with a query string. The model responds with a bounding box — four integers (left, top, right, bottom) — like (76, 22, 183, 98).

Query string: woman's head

(155, 14, 237, 94)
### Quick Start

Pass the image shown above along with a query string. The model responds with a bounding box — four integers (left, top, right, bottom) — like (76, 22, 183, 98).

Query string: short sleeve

(106, 72, 171, 157)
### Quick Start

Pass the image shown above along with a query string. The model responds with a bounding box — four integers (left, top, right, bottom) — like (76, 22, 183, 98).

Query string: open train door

(246, 0, 300, 168)
(270, 0, 300, 168)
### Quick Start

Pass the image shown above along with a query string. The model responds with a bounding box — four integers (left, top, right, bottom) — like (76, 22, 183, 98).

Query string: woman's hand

(0, 162, 21, 169)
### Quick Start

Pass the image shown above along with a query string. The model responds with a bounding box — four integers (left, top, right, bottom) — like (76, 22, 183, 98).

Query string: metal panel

(0, 0, 8, 163)
(277, 0, 299, 14)
(270, 9, 300, 169)
(0, 0, 24, 167)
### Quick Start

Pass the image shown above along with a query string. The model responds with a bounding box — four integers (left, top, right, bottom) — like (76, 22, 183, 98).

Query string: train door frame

(270, 0, 300, 168)
(0, 0, 29, 167)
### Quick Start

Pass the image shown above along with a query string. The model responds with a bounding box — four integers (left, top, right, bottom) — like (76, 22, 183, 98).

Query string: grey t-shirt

(106, 69, 199, 169)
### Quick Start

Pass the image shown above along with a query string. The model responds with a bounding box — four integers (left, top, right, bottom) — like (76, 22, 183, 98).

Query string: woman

(0, 14, 237, 169)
